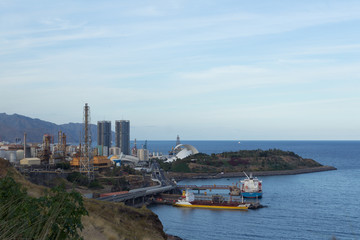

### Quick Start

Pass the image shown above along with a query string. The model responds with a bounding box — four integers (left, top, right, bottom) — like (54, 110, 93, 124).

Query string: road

(97, 161, 176, 204)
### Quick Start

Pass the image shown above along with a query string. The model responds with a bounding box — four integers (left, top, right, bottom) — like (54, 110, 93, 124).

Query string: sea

(144, 140, 360, 240)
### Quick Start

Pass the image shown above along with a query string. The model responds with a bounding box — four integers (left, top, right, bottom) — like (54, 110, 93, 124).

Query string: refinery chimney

(23, 132, 27, 159)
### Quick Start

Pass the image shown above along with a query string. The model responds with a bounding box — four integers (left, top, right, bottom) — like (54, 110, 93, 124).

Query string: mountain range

(0, 113, 99, 144)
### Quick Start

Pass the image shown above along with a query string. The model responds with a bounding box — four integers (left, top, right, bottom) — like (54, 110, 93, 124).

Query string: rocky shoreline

(166, 234, 183, 240)
(168, 165, 337, 181)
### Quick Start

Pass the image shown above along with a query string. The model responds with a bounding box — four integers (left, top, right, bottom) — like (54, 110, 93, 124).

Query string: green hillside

(158, 149, 322, 173)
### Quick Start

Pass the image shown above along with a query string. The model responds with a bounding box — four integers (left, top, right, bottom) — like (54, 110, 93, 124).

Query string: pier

(177, 184, 232, 193)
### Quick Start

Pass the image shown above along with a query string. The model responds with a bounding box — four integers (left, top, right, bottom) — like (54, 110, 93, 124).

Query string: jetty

(177, 184, 231, 193)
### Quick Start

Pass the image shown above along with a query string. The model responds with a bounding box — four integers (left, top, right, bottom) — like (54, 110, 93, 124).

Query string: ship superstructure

(240, 172, 263, 198)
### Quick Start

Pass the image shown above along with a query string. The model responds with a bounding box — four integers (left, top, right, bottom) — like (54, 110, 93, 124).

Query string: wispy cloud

(3, 2, 360, 55)
(1, 0, 360, 139)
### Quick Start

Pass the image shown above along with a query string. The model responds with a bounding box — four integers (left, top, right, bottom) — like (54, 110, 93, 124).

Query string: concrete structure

(70, 156, 111, 170)
(166, 144, 199, 162)
(20, 158, 41, 166)
(109, 147, 121, 156)
(137, 149, 149, 161)
(95, 146, 108, 156)
(131, 138, 138, 157)
(0, 149, 24, 164)
(66, 145, 78, 156)
(23, 132, 27, 158)
(30, 146, 39, 158)
(97, 121, 111, 156)
(92, 156, 112, 170)
(115, 120, 130, 155)
(118, 153, 139, 166)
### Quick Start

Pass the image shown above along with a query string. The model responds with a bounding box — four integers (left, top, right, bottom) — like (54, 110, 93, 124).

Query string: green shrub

(56, 162, 70, 170)
(172, 161, 191, 173)
(0, 175, 88, 239)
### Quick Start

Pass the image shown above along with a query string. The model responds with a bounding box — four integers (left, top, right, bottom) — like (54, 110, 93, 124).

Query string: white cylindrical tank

(0, 150, 5, 159)
(9, 151, 16, 163)
(16, 150, 24, 162)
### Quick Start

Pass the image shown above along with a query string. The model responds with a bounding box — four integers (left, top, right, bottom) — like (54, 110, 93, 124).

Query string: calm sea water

(147, 141, 360, 240)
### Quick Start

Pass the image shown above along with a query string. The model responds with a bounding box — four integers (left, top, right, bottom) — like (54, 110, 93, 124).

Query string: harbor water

(147, 140, 360, 240)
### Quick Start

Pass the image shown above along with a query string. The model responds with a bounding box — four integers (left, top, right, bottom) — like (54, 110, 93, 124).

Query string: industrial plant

(0, 103, 200, 209)
(0, 103, 156, 181)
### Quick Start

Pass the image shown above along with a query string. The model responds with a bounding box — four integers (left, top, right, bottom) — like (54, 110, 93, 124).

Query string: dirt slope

(0, 158, 167, 240)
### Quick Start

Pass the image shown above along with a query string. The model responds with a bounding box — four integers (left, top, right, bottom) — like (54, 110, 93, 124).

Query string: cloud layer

(1, 0, 360, 140)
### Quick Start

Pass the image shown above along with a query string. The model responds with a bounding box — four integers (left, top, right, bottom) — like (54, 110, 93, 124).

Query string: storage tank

(9, 151, 16, 163)
(0, 150, 5, 159)
(16, 150, 24, 162)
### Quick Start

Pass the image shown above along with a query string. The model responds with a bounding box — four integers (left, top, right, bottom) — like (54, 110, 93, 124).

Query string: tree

(0, 175, 88, 239)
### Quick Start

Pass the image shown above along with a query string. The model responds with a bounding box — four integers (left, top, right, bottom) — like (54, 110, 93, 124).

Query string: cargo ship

(174, 190, 250, 210)
(241, 172, 263, 198)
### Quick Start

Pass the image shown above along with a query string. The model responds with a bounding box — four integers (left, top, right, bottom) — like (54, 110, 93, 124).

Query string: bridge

(97, 185, 177, 206)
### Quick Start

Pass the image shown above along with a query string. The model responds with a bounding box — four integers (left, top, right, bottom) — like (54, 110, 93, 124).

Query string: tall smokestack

(23, 132, 27, 159)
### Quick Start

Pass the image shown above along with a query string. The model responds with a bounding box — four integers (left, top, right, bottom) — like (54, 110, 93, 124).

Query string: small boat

(174, 190, 249, 210)
(241, 172, 263, 198)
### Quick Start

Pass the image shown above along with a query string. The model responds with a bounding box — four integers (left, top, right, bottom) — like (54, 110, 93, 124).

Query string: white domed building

(166, 144, 199, 162)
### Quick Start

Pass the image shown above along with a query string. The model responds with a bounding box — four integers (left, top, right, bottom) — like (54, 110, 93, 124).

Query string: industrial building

(20, 158, 41, 166)
(115, 120, 130, 155)
(97, 121, 112, 155)
(109, 146, 121, 156)
(70, 156, 111, 170)
(137, 148, 149, 161)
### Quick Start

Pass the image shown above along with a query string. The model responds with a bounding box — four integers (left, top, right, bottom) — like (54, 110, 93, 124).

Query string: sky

(1, 0, 360, 140)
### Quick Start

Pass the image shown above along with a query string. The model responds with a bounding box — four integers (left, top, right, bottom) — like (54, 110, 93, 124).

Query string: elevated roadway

(97, 161, 178, 206)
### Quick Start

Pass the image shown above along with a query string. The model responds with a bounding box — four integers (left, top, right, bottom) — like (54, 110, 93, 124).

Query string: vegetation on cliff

(0, 158, 167, 240)
(82, 200, 166, 240)
(158, 149, 322, 173)
(0, 175, 87, 239)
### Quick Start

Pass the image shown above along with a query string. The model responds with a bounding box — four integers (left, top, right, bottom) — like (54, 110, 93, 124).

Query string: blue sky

(1, 0, 360, 140)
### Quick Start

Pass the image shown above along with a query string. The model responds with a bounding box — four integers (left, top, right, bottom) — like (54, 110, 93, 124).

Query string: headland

(158, 149, 337, 181)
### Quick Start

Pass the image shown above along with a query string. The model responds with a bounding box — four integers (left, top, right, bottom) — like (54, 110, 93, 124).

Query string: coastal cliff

(81, 199, 166, 240)
(0, 158, 168, 240)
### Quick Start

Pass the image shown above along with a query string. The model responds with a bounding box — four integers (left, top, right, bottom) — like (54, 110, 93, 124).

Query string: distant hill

(0, 113, 98, 144)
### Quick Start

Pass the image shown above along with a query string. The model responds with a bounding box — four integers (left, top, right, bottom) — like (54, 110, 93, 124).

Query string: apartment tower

(115, 120, 130, 155)
(97, 121, 111, 155)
